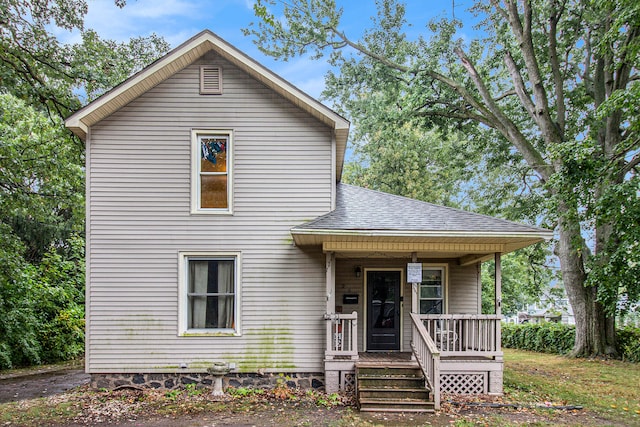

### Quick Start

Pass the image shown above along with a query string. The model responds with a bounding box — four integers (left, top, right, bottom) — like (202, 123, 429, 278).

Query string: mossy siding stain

(234, 327, 296, 372)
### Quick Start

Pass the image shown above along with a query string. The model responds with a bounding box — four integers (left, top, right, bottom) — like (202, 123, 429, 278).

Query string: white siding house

(66, 30, 552, 410)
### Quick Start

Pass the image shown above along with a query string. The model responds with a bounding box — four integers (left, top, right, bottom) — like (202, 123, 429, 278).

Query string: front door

(366, 270, 401, 351)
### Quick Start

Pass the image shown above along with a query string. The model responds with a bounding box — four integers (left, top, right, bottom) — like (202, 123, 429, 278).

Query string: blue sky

(56, 0, 478, 99)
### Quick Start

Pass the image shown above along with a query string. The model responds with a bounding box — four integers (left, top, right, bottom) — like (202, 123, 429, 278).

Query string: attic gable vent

(200, 66, 222, 94)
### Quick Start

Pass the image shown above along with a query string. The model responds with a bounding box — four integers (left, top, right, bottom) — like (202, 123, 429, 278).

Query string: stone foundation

(91, 372, 325, 392)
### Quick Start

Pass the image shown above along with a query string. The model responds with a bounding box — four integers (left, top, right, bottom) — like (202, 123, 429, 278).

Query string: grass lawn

(502, 348, 640, 425)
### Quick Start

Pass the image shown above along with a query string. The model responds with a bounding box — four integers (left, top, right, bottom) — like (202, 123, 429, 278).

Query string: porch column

(494, 252, 503, 371)
(494, 252, 502, 316)
(324, 251, 340, 393)
(326, 251, 335, 314)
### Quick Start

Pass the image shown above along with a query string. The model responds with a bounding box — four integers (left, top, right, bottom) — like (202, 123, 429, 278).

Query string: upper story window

(191, 130, 232, 214)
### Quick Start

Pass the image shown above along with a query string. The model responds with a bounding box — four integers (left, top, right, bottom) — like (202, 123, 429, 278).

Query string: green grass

(0, 399, 81, 426)
(503, 348, 640, 423)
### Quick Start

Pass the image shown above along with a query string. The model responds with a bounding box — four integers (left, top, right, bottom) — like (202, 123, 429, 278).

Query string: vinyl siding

(334, 259, 480, 353)
(448, 263, 481, 314)
(87, 52, 332, 373)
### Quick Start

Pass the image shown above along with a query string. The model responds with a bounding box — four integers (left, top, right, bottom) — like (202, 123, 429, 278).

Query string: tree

(1, 0, 170, 118)
(343, 127, 480, 208)
(0, 0, 170, 367)
(247, 0, 640, 356)
(482, 247, 555, 316)
(0, 93, 83, 262)
(0, 94, 85, 368)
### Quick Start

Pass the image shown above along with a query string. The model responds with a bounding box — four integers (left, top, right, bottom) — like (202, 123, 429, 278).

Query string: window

(179, 252, 240, 335)
(419, 267, 446, 314)
(192, 130, 232, 213)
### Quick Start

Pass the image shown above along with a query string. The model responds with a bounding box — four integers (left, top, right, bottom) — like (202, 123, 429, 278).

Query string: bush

(502, 322, 640, 362)
(617, 326, 640, 363)
(0, 233, 85, 370)
(502, 322, 575, 354)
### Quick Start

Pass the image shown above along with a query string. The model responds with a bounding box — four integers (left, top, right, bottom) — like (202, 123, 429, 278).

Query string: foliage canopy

(0, 0, 169, 368)
(247, 0, 640, 356)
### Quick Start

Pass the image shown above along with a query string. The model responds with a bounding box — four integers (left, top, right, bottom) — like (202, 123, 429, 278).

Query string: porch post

(494, 252, 502, 317)
(324, 251, 340, 393)
(411, 252, 418, 314)
(493, 252, 504, 395)
(326, 252, 335, 314)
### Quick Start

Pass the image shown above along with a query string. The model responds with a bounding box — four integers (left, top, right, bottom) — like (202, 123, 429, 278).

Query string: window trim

(178, 251, 242, 336)
(416, 264, 448, 315)
(191, 129, 233, 214)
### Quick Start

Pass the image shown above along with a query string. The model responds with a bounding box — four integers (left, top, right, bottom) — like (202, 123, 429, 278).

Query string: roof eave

(290, 227, 553, 239)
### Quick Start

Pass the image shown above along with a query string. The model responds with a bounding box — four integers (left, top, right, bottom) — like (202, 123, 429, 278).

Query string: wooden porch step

(358, 376, 426, 389)
(356, 362, 434, 412)
(359, 397, 435, 413)
(359, 387, 431, 400)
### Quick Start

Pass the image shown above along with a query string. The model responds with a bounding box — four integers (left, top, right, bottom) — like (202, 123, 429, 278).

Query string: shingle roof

(293, 183, 549, 235)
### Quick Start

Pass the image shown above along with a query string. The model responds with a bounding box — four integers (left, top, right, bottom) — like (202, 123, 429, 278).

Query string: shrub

(617, 326, 640, 363)
(0, 233, 85, 370)
(502, 322, 574, 354)
(502, 322, 640, 362)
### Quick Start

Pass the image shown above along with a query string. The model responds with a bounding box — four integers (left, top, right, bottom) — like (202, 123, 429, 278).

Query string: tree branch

(502, 0, 563, 145)
(548, 0, 566, 133)
(503, 51, 536, 116)
(328, 26, 411, 73)
(620, 152, 640, 177)
(455, 46, 552, 180)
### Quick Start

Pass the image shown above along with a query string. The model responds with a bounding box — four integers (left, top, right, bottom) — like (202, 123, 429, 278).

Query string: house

(65, 30, 552, 411)
(518, 288, 575, 325)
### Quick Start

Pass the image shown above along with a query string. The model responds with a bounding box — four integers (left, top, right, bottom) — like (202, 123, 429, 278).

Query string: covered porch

(321, 251, 506, 410)
(291, 184, 552, 410)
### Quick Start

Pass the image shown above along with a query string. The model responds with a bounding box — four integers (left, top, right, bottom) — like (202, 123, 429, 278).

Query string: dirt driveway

(0, 362, 90, 403)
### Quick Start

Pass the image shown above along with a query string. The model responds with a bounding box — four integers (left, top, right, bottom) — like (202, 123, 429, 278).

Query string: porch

(324, 311, 504, 410)
(289, 184, 551, 411)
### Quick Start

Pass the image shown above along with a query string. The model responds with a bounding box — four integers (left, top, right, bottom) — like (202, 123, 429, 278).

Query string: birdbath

(207, 362, 230, 396)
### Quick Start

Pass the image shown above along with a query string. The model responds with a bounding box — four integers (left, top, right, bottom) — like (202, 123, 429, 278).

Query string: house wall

(86, 51, 333, 374)
(334, 258, 480, 352)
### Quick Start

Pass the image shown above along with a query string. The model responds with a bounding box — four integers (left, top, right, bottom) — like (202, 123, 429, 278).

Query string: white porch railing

(418, 314, 502, 357)
(410, 312, 440, 410)
(324, 311, 358, 359)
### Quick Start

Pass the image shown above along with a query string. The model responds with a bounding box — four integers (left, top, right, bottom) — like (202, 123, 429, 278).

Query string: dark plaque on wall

(343, 294, 359, 305)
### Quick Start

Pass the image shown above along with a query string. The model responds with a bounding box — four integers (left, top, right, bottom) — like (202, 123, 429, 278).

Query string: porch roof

(291, 184, 553, 262)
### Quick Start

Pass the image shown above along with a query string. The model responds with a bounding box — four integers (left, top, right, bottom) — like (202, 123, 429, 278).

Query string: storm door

(366, 270, 401, 351)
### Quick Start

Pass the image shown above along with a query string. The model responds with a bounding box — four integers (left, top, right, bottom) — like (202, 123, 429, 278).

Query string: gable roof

(65, 30, 350, 180)
(291, 184, 553, 258)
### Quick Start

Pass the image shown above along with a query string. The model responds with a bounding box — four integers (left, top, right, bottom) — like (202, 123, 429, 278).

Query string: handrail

(410, 312, 440, 410)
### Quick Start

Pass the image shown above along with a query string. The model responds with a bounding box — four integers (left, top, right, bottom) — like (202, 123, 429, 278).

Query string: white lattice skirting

(440, 373, 487, 394)
(340, 372, 356, 392)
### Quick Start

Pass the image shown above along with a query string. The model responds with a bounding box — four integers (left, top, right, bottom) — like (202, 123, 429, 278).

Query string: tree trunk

(555, 203, 611, 357)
